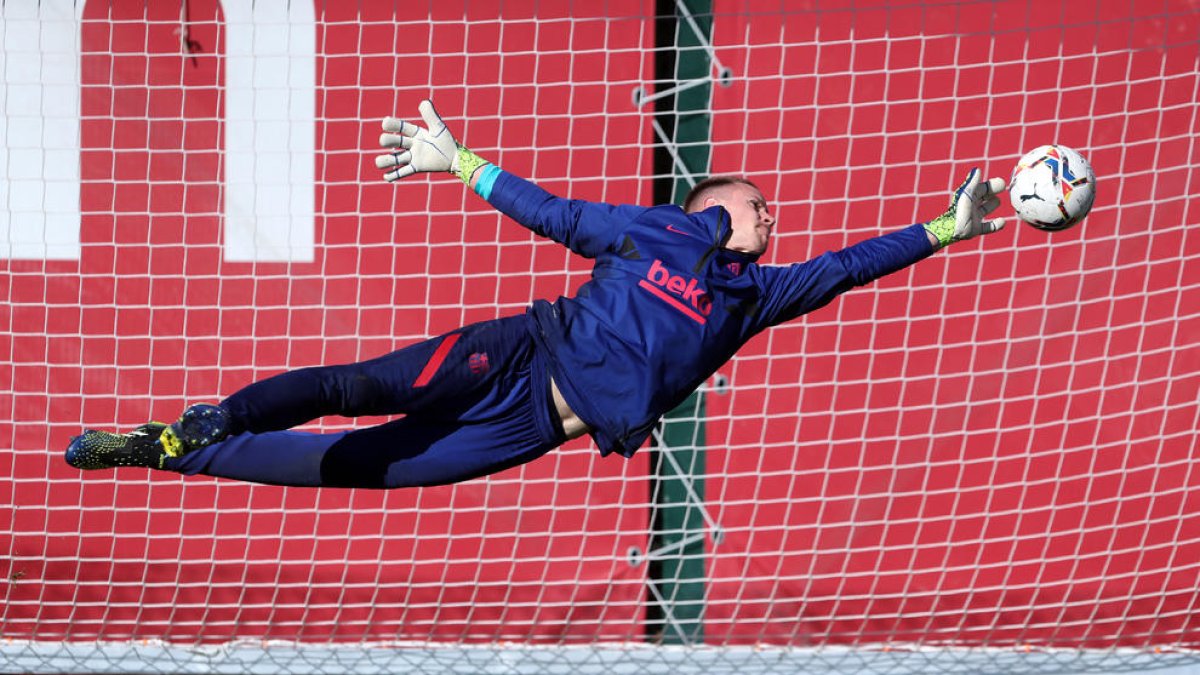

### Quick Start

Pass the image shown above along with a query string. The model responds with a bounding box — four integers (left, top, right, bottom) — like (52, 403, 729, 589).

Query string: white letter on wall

(0, 2, 315, 263)
(0, 0, 82, 260)
(223, 1, 316, 262)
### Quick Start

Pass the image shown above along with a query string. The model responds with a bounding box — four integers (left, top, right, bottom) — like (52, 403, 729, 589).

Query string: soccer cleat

(159, 403, 231, 458)
(65, 423, 169, 470)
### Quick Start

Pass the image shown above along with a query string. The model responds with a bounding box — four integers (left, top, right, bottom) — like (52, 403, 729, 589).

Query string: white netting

(2, 1, 1198, 673)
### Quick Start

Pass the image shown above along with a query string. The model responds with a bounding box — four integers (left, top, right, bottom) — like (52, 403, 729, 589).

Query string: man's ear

(703, 196, 720, 209)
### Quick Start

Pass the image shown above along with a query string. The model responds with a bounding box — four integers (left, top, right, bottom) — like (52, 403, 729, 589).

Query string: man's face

(704, 183, 776, 255)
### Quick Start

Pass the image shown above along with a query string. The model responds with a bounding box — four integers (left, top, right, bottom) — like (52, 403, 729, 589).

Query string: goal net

(2, 1, 1198, 673)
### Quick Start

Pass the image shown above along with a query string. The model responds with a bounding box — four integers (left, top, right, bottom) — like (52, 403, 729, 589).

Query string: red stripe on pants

(413, 333, 461, 387)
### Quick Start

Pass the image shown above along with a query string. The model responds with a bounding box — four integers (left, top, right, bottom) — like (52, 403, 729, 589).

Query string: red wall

(2, 0, 654, 644)
(703, 0, 1200, 648)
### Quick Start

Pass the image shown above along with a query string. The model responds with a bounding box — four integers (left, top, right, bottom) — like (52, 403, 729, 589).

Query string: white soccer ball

(1009, 144, 1096, 231)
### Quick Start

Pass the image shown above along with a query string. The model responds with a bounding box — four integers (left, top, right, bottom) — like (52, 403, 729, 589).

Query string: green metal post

(646, 0, 715, 645)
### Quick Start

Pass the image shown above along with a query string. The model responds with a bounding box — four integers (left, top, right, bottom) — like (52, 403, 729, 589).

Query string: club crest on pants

(469, 352, 490, 375)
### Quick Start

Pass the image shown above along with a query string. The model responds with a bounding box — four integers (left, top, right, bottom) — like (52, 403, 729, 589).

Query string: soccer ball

(1009, 144, 1096, 231)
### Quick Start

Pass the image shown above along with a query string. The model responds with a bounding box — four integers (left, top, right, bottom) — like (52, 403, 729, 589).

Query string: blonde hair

(682, 175, 761, 213)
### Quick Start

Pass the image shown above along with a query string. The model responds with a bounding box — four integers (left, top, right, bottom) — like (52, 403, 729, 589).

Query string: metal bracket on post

(631, 0, 734, 196)
(632, 0, 734, 112)
(649, 425, 726, 548)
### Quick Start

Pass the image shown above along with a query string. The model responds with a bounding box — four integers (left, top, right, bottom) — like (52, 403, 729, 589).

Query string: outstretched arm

(754, 169, 1008, 327)
(372, 100, 645, 258)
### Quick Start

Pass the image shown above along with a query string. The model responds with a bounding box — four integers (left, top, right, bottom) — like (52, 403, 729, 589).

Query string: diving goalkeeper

(65, 100, 1007, 488)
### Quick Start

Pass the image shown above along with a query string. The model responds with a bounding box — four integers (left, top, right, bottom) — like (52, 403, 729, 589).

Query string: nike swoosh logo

(665, 224, 693, 238)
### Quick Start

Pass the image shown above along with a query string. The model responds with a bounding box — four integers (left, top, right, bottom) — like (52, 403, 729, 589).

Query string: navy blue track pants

(165, 314, 565, 488)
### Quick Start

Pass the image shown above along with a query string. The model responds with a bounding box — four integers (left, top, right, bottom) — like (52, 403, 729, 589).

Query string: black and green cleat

(159, 403, 232, 458)
(65, 423, 169, 470)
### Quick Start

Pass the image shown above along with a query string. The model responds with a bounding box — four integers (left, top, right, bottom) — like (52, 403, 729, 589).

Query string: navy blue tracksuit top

(485, 170, 935, 459)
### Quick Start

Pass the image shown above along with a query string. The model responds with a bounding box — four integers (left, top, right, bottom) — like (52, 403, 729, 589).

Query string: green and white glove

(375, 99, 489, 185)
(923, 168, 1007, 249)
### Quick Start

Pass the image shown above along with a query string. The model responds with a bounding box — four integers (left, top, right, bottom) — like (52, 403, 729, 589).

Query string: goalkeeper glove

(375, 99, 489, 185)
(923, 168, 1007, 249)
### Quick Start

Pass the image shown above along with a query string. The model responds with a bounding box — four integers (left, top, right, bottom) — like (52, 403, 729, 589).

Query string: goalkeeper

(65, 100, 1007, 488)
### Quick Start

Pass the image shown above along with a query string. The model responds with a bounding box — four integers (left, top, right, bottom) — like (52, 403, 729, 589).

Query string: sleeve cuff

(473, 163, 502, 201)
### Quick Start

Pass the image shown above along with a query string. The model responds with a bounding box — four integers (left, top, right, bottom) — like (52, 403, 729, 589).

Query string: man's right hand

(375, 99, 461, 181)
(375, 100, 490, 186)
